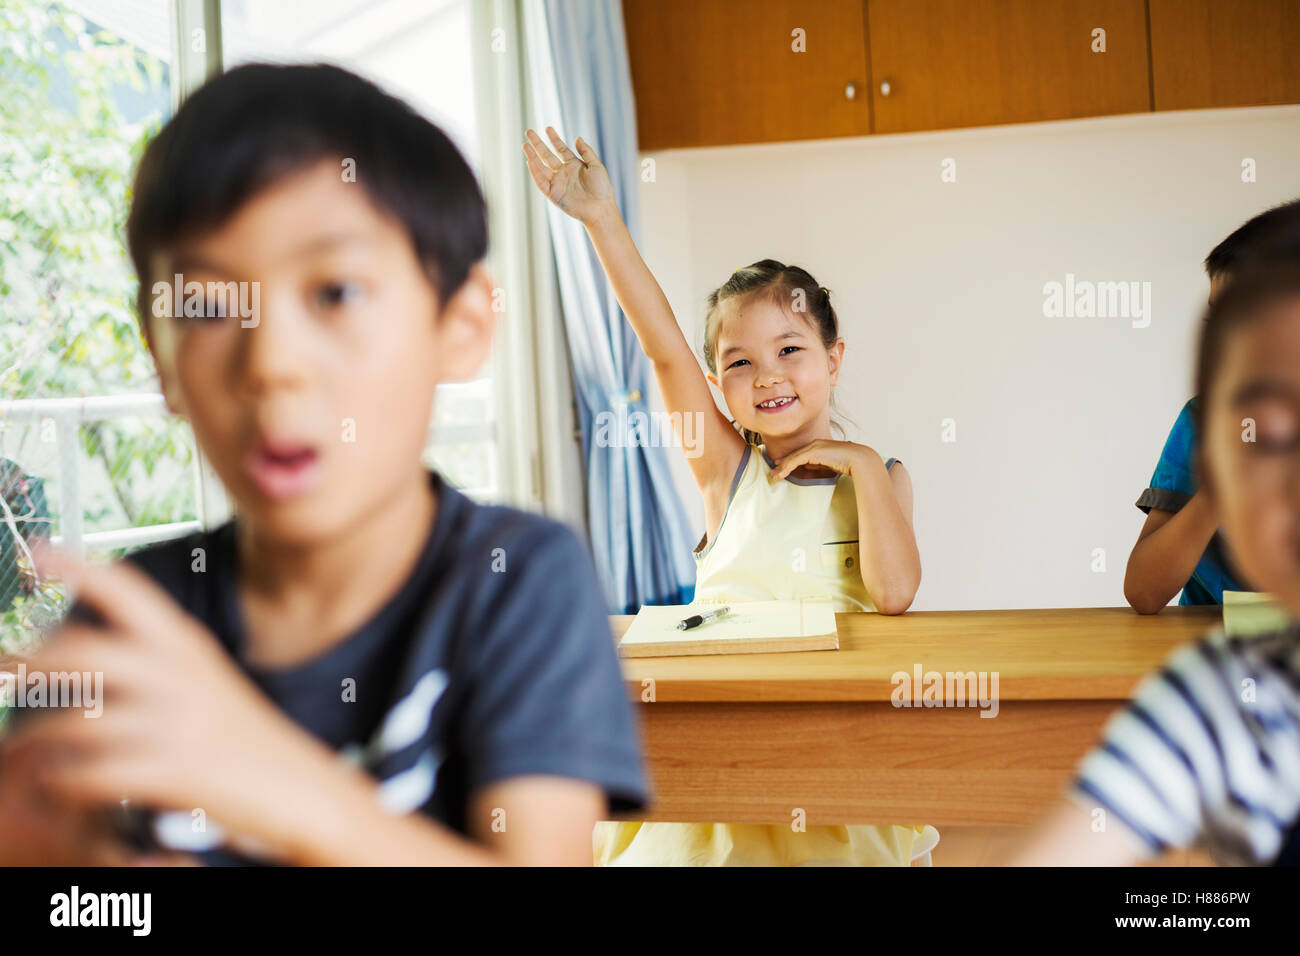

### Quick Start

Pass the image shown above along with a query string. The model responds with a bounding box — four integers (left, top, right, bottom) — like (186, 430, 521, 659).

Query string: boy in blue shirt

(1014, 251, 1300, 866)
(0, 63, 645, 864)
(1125, 199, 1300, 612)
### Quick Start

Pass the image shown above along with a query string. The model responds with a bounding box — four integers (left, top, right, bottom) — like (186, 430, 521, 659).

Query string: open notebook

(1222, 590, 1293, 637)
(617, 599, 839, 658)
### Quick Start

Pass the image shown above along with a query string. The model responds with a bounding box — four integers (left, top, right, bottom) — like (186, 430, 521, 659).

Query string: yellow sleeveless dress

(594, 441, 939, 865)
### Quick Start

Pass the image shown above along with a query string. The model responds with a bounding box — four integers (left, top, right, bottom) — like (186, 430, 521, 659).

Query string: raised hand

(522, 126, 616, 224)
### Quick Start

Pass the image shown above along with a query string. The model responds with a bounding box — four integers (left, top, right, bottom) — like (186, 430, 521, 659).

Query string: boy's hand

(0, 550, 362, 863)
(0, 768, 130, 865)
(522, 127, 616, 224)
(770, 439, 879, 481)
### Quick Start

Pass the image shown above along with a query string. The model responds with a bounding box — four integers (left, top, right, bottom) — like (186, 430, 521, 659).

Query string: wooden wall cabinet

(867, 0, 1150, 134)
(622, 0, 1300, 149)
(1149, 0, 1300, 111)
(624, 0, 870, 149)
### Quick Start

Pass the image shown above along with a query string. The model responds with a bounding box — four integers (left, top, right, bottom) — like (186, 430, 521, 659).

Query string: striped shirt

(1071, 624, 1300, 864)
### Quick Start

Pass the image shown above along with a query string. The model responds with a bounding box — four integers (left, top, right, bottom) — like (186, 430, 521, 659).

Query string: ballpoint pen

(677, 605, 731, 630)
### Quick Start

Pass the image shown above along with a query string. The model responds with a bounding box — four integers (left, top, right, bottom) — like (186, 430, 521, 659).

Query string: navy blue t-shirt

(124, 470, 647, 863)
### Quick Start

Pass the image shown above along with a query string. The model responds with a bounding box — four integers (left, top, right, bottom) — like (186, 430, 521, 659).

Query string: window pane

(219, 0, 501, 499)
(1, 0, 190, 655)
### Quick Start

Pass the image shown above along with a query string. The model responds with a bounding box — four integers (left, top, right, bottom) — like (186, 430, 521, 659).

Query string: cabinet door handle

(845, 81, 858, 100)
(879, 79, 892, 97)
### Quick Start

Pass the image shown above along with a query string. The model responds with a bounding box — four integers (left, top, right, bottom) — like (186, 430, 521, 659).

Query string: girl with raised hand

(523, 127, 934, 865)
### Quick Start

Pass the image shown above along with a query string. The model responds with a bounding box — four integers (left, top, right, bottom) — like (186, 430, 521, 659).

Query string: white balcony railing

(1, 390, 501, 557)
(0, 394, 202, 556)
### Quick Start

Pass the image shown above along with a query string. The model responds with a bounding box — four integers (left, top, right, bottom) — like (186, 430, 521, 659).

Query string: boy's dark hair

(1194, 249, 1300, 434)
(127, 62, 487, 323)
(1204, 198, 1300, 280)
(702, 259, 854, 446)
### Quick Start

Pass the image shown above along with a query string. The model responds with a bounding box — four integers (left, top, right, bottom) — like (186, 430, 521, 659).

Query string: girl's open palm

(523, 127, 614, 223)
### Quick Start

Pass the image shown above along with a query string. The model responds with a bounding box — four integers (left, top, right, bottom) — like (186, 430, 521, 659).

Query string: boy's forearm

(224, 743, 497, 865)
(289, 796, 501, 867)
(1125, 490, 1220, 612)
(267, 760, 500, 866)
(583, 203, 695, 367)
(1006, 799, 1145, 867)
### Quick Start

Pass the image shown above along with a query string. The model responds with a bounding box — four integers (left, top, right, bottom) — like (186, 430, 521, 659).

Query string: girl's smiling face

(1200, 296, 1300, 616)
(706, 294, 843, 449)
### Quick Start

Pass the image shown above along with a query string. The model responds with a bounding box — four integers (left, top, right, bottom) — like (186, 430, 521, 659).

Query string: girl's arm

(850, 450, 921, 615)
(523, 128, 744, 492)
(769, 441, 922, 614)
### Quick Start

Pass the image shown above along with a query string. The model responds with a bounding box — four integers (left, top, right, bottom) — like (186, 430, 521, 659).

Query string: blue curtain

(528, 0, 697, 613)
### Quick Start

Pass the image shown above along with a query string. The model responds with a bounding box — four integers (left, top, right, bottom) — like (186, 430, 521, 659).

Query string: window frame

(198, 0, 543, 511)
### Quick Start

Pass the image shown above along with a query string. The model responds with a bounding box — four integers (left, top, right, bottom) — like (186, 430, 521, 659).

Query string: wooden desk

(611, 606, 1220, 827)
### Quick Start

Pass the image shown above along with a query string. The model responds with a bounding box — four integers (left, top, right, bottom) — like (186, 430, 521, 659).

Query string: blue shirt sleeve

(1136, 399, 1199, 514)
(1131, 398, 1243, 602)
(457, 520, 648, 812)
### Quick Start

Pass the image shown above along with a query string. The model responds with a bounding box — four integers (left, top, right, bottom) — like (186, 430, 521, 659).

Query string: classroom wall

(636, 105, 1300, 611)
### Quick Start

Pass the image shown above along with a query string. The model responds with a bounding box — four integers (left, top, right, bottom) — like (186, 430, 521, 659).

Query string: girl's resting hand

(522, 127, 616, 225)
(770, 439, 878, 482)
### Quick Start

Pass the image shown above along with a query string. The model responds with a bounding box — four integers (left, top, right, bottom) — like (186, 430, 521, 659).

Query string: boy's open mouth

(244, 437, 323, 501)
(756, 396, 797, 413)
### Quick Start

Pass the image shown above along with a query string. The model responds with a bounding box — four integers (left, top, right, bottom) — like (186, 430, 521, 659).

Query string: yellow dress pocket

(821, 540, 860, 573)
(820, 541, 875, 612)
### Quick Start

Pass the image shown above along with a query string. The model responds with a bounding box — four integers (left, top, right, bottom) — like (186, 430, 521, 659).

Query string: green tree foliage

(0, 1, 195, 657)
